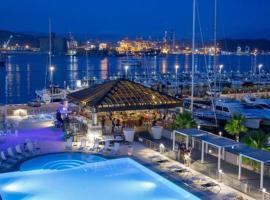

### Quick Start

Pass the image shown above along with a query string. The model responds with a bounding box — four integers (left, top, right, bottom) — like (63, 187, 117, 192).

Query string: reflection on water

(68, 56, 78, 88)
(101, 58, 108, 80)
(15, 65, 20, 98)
(185, 54, 189, 73)
(161, 57, 167, 74)
(0, 54, 269, 104)
(27, 64, 30, 95)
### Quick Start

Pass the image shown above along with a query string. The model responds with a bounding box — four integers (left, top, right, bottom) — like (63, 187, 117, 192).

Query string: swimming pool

(20, 153, 106, 171)
(0, 155, 200, 200)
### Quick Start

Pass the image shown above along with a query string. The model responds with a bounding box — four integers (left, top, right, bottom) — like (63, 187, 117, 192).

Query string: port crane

(2, 35, 13, 49)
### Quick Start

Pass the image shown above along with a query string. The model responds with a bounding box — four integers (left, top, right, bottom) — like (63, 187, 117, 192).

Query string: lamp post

(218, 169, 223, 182)
(219, 64, 224, 92)
(258, 64, 263, 84)
(49, 66, 55, 85)
(175, 64, 179, 95)
(124, 65, 129, 79)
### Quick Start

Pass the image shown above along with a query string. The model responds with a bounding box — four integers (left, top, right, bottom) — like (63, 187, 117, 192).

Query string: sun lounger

(0, 151, 16, 164)
(152, 156, 169, 163)
(7, 147, 21, 160)
(26, 142, 39, 154)
(15, 145, 30, 157)
(78, 139, 87, 151)
(88, 139, 100, 152)
(200, 181, 220, 193)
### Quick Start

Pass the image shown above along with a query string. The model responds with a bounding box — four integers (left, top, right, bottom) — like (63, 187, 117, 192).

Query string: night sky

(1, 0, 270, 39)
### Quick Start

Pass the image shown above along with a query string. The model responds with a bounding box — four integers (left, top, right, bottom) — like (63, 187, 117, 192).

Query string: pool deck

(0, 118, 255, 200)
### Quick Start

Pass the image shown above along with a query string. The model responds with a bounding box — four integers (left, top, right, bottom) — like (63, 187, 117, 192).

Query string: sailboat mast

(49, 19, 52, 70)
(191, 0, 196, 113)
(213, 0, 217, 96)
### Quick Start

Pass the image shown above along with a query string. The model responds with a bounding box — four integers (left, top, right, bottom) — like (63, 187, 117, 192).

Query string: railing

(138, 136, 266, 200)
(138, 137, 171, 154)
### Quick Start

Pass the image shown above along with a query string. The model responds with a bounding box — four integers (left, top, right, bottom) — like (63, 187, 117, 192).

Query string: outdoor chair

(110, 142, 120, 155)
(152, 156, 169, 165)
(7, 147, 22, 160)
(0, 151, 16, 164)
(89, 139, 100, 152)
(15, 144, 30, 157)
(78, 139, 87, 151)
(200, 181, 221, 193)
(26, 142, 39, 154)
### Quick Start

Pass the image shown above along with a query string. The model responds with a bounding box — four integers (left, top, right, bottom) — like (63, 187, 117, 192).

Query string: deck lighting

(159, 143, 165, 153)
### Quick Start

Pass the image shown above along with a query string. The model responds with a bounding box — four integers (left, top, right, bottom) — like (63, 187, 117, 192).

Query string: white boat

(215, 99, 263, 129)
(243, 95, 270, 109)
(36, 85, 66, 104)
(35, 20, 67, 104)
(66, 79, 89, 94)
(215, 99, 270, 129)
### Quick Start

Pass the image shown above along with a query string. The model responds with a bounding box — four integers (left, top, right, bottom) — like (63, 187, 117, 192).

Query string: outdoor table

(123, 128, 135, 142)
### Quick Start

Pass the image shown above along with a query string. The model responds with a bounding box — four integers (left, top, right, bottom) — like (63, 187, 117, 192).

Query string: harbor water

(0, 53, 270, 104)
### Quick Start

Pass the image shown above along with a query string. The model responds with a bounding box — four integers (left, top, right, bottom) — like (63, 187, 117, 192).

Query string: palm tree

(224, 114, 247, 142)
(243, 130, 270, 171)
(170, 110, 197, 130)
(243, 130, 269, 150)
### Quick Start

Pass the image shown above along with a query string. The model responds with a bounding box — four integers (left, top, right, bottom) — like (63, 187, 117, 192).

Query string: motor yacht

(36, 85, 66, 104)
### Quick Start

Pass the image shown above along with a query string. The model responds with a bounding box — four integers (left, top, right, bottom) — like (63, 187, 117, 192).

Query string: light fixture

(49, 66, 55, 71)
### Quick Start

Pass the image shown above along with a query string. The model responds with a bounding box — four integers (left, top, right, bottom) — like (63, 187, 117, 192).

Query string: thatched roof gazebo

(67, 79, 181, 125)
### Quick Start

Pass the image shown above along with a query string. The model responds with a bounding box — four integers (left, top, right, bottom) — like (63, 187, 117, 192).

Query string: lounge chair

(15, 145, 30, 157)
(78, 139, 87, 151)
(26, 142, 39, 154)
(0, 151, 16, 164)
(7, 147, 22, 160)
(89, 139, 100, 152)
(200, 181, 221, 193)
(171, 167, 190, 174)
(201, 181, 218, 188)
(110, 143, 120, 155)
(152, 156, 169, 164)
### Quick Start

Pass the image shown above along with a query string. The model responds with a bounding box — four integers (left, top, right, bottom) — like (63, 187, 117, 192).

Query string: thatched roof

(68, 79, 181, 112)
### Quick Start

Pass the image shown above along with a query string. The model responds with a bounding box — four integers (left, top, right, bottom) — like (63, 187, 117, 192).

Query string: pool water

(0, 155, 200, 200)
(20, 153, 106, 171)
